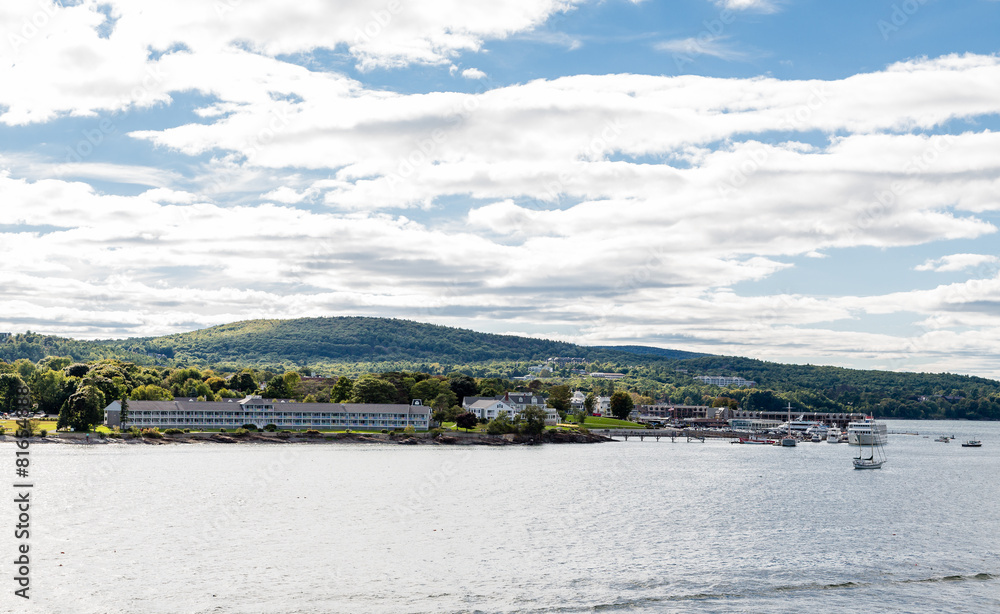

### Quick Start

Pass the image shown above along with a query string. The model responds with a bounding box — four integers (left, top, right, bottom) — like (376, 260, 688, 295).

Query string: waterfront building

(466, 399, 516, 421)
(462, 392, 559, 425)
(637, 404, 714, 421)
(104, 396, 431, 431)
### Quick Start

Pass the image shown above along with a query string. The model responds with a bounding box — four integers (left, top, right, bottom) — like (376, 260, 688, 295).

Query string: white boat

(826, 428, 842, 443)
(774, 419, 826, 434)
(854, 429, 887, 470)
(847, 417, 888, 446)
(962, 440, 982, 448)
(780, 403, 796, 447)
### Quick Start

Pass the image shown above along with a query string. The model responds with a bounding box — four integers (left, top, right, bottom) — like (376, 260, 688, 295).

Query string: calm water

(4, 419, 999, 613)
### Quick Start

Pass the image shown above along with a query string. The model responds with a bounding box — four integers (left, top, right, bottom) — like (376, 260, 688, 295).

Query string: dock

(591, 429, 712, 442)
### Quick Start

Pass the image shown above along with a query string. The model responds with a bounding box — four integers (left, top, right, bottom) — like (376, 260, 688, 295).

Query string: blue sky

(1, 0, 999, 377)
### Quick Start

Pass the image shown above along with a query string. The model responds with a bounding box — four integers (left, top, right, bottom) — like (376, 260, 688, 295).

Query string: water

(4, 419, 999, 613)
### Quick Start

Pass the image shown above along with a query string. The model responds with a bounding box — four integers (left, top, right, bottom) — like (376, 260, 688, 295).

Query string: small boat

(962, 440, 982, 448)
(934, 436, 952, 443)
(736, 436, 773, 445)
(811, 433, 822, 442)
(827, 428, 842, 443)
(854, 431, 886, 470)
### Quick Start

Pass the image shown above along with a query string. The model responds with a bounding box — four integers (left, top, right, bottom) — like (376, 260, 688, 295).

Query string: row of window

(129, 418, 428, 426)
(131, 411, 423, 419)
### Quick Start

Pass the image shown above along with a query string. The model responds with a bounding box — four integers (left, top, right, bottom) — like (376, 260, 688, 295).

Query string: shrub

(240, 424, 258, 432)
(183, 429, 191, 433)
(141, 428, 163, 439)
(0, 426, 6, 436)
(39, 429, 48, 437)
(403, 425, 416, 434)
(279, 429, 292, 434)
(219, 428, 227, 433)
(233, 428, 249, 437)
(304, 429, 321, 436)
(429, 428, 443, 438)
(263, 424, 277, 432)
(107, 432, 122, 439)
(164, 428, 184, 435)
(128, 426, 141, 437)
(381, 429, 388, 434)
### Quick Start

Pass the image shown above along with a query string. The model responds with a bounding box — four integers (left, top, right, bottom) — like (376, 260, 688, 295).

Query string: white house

(466, 399, 516, 421)
(570, 391, 586, 411)
(464, 396, 559, 426)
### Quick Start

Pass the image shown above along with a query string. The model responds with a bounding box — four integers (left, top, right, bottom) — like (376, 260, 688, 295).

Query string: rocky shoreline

(5, 429, 614, 446)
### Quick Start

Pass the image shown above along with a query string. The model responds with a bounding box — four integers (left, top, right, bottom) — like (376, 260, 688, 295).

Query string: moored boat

(962, 440, 982, 447)
(853, 427, 887, 470)
(847, 416, 888, 446)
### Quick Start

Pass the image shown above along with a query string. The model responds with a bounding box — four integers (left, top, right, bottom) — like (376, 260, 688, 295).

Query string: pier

(592, 429, 714, 442)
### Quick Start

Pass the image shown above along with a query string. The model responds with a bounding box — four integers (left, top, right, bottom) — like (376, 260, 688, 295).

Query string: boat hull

(853, 459, 885, 470)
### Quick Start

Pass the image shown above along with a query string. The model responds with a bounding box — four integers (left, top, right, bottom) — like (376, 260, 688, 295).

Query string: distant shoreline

(0, 430, 613, 446)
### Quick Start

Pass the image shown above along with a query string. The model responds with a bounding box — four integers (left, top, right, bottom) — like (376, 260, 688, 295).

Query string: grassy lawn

(579, 416, 645, 429)
(1, 419, 58, 432)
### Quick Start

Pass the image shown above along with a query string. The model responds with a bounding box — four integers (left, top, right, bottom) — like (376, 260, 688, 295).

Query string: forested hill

(600, 345, 708, 360)
(2, 317, 1000, 419)
(95, 317, 674, 366)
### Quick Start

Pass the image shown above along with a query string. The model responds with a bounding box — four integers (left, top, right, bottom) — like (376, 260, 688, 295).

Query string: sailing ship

(853, 420, 886, 469)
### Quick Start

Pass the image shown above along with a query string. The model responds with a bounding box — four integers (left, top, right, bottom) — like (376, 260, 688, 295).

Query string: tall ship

(847, 416, 888, 446)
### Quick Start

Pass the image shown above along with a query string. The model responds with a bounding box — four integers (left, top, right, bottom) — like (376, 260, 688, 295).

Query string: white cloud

(915, 253, 1000, 273)
(655, 36, 750, 61)
(0, 0, 582, 123)
(461, 67, 487, 79)
(2, 0, 1000, 379)
(715, 0, 780, 12)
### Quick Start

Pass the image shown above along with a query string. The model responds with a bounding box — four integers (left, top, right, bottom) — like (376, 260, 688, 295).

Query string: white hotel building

(104, 395, 431, 431)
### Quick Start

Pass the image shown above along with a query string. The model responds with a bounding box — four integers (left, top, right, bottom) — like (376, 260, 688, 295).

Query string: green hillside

(2, 317, 999, 420)
(100, 317, 666, 366)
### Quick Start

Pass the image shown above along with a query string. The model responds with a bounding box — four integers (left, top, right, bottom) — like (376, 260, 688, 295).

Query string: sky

(1, 0, 999, 377)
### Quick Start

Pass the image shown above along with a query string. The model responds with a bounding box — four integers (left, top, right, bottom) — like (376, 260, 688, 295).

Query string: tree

(282, 371, 303, 399)
(584, 393, 596, 415)
(547, 385, 571, 414)
(447, 373, 478, 404)
(230, 370, 258, 393)
(32, 369, 74, 414)
(432, 390, 458, 411)
(262, 376, 290, 399)
(350, 376, 398, 404)
(519, 405, 547, 435)
(410, 378, 444, 404)
(64, 363, 90, 378)
(330, 376, 353, 402)
(119, 398, 129, 430)
(131, 384, 173, 401)
(0, 374, 32, 415)
(485, 411, 514, 435)
(455, 411, 478, 431)
(610, 391, 634, 420)
(57, 385, 106, 431)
